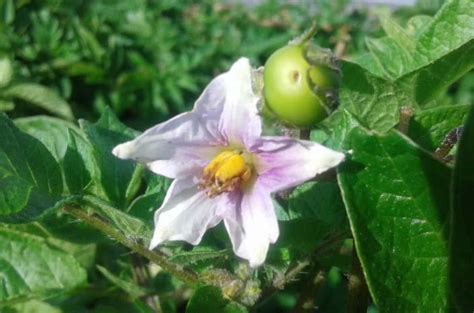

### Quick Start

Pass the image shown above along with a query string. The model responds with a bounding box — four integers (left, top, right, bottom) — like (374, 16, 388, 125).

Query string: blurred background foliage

(1, 0, 456, 131)
(0, 1, 472, 312)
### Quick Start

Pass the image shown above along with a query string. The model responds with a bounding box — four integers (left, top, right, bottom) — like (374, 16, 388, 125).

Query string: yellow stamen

(199, 150, 253, 197)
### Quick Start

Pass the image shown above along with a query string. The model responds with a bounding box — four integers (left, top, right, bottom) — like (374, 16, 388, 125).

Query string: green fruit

(263, 44, 337, 127)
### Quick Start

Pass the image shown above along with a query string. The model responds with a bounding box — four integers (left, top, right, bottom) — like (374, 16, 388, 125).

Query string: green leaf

(338, 128, 452, 312)
(1, 0, 15, 24)
(0, 56, 13, 88)
(397, 40, 474, 107)
(186, 286, 248, 313)
(97, 265, 148, 300)
(0, 226, 87, 303)
(312, 108, 361, 150)
(356, 0, 474, 88)
(128, 174, 171, 221)
(63, 129, 93, 194)
(81, 108, 140, 208)
(0, 100, 14, 111)
(408, 104, 471, 150)
(377, 11, 416, 52)
(412, 0, 474, 71)
(6, 222, 97, 269)
(365, 36, 413, 79)
(450, 106, 474, 311)
(3, 299, 62, 313)
(339, 62, 407, 132)
(287, 182, 346, 225)
(3, 83, 73, 120)
(84, 195, 152, 242)
(0, 114, 63, 222)
(15, 116, 79, 161)
(272, 181, 349, 259)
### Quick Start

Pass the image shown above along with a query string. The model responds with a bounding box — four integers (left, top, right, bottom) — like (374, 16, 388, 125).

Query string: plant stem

(256, 231, 347, 307)
(397, 106, 414, 134)
(292, 270, 326, 313)
(63, 205, 199, 285)
(300, 128, 311, 140)
(347, 248, 369, 313)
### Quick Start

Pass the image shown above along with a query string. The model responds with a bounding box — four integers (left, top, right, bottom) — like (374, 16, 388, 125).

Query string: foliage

(0, 0, 372, 129)
(0, 0, 473, 312)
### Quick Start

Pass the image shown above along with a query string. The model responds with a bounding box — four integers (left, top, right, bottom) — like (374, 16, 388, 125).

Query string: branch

(347, 248, 369, 313)
(256, 231, 347, 307)
(292, 270, 326, 313)
(63, 205, 199, 286)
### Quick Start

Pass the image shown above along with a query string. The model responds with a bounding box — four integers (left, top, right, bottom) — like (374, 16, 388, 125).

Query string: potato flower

(113, 58, 344, 267)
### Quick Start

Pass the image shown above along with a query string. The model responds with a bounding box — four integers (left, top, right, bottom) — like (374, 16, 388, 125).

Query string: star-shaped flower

(113, 58, 344, 267)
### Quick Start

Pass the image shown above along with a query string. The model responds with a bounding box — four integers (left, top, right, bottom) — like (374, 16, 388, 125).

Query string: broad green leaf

(273, 181, 349, 259)
(0, 56, 12, 87)
(408, 104, 471, 150)
(3, 299, 62, 313)
(405, 15, 433, 37)
(450, 106, 474, 311)
(312, 108, 361, 150)
(287, 182, 347, 226)
(128, 174, 171, 221)
(365, 36, 413, 79)
(97, 265, 148, 300)
(63, 129, 93, 194)
(0, 226, 87, 303)
(186, 286, 248, 313)
(378, 11, 416, 52)
(0, 100, 14, 111)
(413, 0, 474, 71)
(127, 191, 162, 222)
(0, 114, 63, 222)
(339, 62, 407, 132)
(6, 222, 97, 270)
(3, 83, 73, 120)
(357, 0, 474, 87)
(360, 11, 416, 79)
(338, 128, 452, 312)
(15, 116, 79, 161)
(81, 108, 140, 208)
(397, 40, 474, 106)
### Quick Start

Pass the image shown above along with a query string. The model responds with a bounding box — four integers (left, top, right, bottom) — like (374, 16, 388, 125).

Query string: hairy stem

(397, 106, 414, 134)
(292, 270, 326, 313)
(63, 205, 199, 285)
(257, 231, 347, 307)
(347, 248, 369, 313)
(300, 128, 311, 140)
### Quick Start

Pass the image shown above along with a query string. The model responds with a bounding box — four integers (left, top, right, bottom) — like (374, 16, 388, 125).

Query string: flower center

(199, 150, 253, 198)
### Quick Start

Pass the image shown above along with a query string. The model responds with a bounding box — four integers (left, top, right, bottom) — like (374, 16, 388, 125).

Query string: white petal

(112, 112, 221, 179)
(149, 178, 225, 249)
(224, 183, 278, 267)
(112, 59, 261, 179)
(252, 137, 345, 193)
(218, 58, 261, 147)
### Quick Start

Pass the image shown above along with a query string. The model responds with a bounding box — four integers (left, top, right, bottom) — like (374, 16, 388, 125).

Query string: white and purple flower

(112, 58, 345, 267)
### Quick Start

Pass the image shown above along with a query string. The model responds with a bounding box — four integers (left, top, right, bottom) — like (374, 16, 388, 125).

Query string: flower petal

(149, 178, 225, 249)
(112, 112, 221, 179)
(218, 58, 261, 147)
(112, 58, 259, 179)
(224, 182, 278, 267)
(253, 137, 345, 193)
